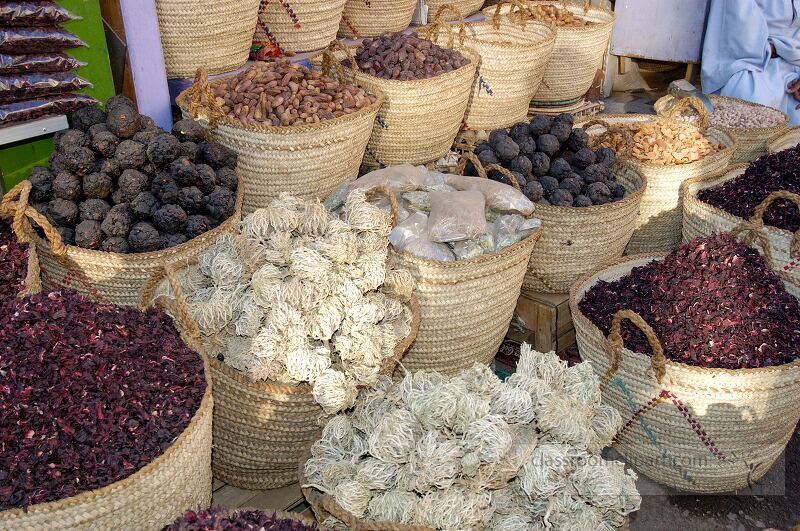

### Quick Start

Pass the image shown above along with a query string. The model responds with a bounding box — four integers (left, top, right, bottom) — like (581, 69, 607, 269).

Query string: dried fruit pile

(26, 95, 238, 253)
(0, 289, 206, 510)
(527, 3, 593, 27)
(304, 347, 640, 530)
(208, 60, 377, 127)
(698, 146, 800, 232)
(468, 113, 629, 207)
(355, 32, 470, 81)
(579, 233, 800, 369)
(164, 508, 317, 530)
(672, 98, 786, 129)
(590, 118, 722, 165)
(0, 219, 28, 295)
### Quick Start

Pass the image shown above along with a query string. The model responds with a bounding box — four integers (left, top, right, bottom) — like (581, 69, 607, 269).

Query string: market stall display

(253, 0, 347, 54)
(164, 508, 318, 530)
(654, 95, 789, 164)
(577, 115, 735, 254)
(178, 60, 382, 213)
(570, 234, 800, 492)
(302, 348, 641, 529)
(338, 0, 418, 39)
(420, 3, 556, 130)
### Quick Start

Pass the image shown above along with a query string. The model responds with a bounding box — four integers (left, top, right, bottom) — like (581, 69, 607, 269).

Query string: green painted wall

(0, 0, 115, 192)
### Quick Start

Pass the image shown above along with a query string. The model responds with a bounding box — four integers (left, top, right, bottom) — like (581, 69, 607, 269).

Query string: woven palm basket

(570, 256, 800, 493)
(681, 165, 800, 296)
(654, 95, 789, 164)
(155, 0, 261, 78)
(576, 115, 736, 255)
(768, 126, 800, 154)
(338, 0, 418, 38)
(420, 3, 556, 131)
(310, 40, 477, 168)
(176, 67, 383, 214)
(0, 179, 243, 307)
(253, 0, 347, 53)
(141, 262, 421, 490)
(425, 0, 485, 20)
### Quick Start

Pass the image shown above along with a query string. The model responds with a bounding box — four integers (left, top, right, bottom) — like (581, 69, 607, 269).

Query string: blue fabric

(701, 0, 800, 125)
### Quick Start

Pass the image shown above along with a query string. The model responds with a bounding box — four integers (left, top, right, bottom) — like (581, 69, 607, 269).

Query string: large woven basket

(768, 126, 800, 154)
(424, 0, 485, 20)
(577, 115, 736, 255)
(654, 95, 789, 164)
(338, 0, 418, 38)
(142, 261, 421, 490)
(176, 66, 383, 214)
(155, 0, 261, 78)
(0, 180, 243, 307)
(681, 165, 800, 296)
(485, 1, 615, 105)
(421, 2, 556, 131)
(570, 256, 800, 493)
(253, 0, 347, 53)
(310, 40, 477, 168)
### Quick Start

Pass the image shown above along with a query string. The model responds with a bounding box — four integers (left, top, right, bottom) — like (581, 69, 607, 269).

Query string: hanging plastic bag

(0, 72, 92, 103)
(0, 2, 79, 26)
(388, 212, 456, 261)
(0, 94, 98, 126)
(0, 53, 85, 74)
(0, 28, 85, 54)
(427, 191, 487, 243)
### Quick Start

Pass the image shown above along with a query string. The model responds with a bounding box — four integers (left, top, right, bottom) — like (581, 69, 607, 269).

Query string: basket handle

(455, 152, 521, 192)
(365, 185, 401, 229)
(604, 309, 667, 384)
(581, 118, 634, 165)
(0, 180, 67, 258)
(421, 3, 467, 48)
(663, 96, 710, 130)
(489, 0, 533, 29)
(189, 68, 226, 125)
(321, 40, 358, 85)
(731, 191, 800, 263)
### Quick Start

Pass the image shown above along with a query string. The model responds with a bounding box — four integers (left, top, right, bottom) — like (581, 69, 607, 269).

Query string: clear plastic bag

(325, 164, 428, 211)
(0, 28, 85, 54)
(388, 212, 456, 261)
(0, 94, 98, 126)
(491, 215, 542, 251)
(443, 174, 534, 216)
(427, 191, 487, 243)
(0, 72, 92, 103)
(0, 2, 78, 26)
(0, 53, 85, 74)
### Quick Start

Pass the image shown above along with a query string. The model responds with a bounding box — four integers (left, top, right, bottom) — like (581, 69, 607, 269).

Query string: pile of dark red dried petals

(163, 508, 317, 530)
(0, 219, 28, 296)
(698, 146, 800, 232)
(579, 233, 800, 369)
(0, 289, 206, 511)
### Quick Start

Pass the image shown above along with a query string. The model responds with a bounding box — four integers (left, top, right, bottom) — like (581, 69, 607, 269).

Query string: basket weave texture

(425, 0, 485, 20)
(338, 0, 418, 38)
(577, 114, 736, 255)
(253, 0, 347, 53)
(768, 126, 800, 154)
(155, 0, 261, 78)
(569, 256, 800, 493)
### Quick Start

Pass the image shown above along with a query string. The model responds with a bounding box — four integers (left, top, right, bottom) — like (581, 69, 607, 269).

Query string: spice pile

(164, 508, 317, 530)
(589, 118, 722, 166)
(468, 113, 630, 207)
(527, 3, 593, 27)
(208, 60, 377, 127)
(26, 95, 238, 253)
(0, 219, 28, 294)
(0, 289, 206, 510)
(671, 98, 786, 129)
(698, 146, 800, 232)
(160, 191, 415, 414)
(355, 32, 470, 80)
(579, 233, 800, 369)
(303, 347, 640, 530)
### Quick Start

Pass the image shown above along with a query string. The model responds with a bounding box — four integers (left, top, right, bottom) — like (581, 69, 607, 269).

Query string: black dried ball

(79, 199, 111, 221)
(559, 177, 583, 197)
(488, 129, 510, 148)
(56, 129, 89, 150)
(549, 158, 572, 179)
(48, 151, 69, 173)
(477, 149, 500, 169)
(199, 142, 237, 170)
(101, 203, 134, 237)
(172, 119, 207, 143)
(170, 157, 199, 186)
(117, 169, 150, 203)
(530, 152, 550, 177)
(572, 147, 596, 169)
(100, 237, 130, 253)
(56, 226, 74, 245)
(106, 94, 136, 113)
(115, 140, 147, 170)
(216, 167, 238, 192)
(91, 131, 120, 158)
(540, 175, 559, 195)
(511, 171, 527, 188)
(185, 214, 215, 239)
(553, 112, 574, 128)
(106, 102, 141, 138)
(523, 180, 544, 201)
(151, 173, 180, 204)
(74, 220, 103, 250)
(28, 167, 53, 202)
(160, 233, 188, 250)
(98, 157, 121, 177)
(179, 141, 200, 162)
(153, 204, 188, 233)
(205, 186, 235, 221)
(510, 122, 531, 141)
(146, 133, 181, 167)
(133, 130, 160, 146)
(549, 121, 572, 143)
(611, 182, 626, 200)
(489, 169, 514, 187)
(196, 164, 217, 194)
(510, 155, 533, 177)
(536, 134, 560, 157)
(88, 123, 108, 138)
(587, 182, 611, 205)
(62, 147, 95, 176)
(549, 189, 574, 206)
(140, 115, 159, 132)
(582, 163, 610, 184)
(474, 142, 492, 155)
(566, 128, 590, 152)
(517, 135, 537, 157)
(48, 198, 79, 227)
(131, 191, 160, 220)
(82, 172, 112, 199)
(72, 106, 107, 131)
(573, 194, 593, 207)
(494, 136, 520, 162)
(536, 198, 551, 206)
(595, 147, 617, 167)
(529, 114, 551, 136)
(177, 187, 205, 214)
(127, 222, 160, 253)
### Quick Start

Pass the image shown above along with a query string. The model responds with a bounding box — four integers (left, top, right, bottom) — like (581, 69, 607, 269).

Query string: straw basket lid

(768, 126, 800, 154)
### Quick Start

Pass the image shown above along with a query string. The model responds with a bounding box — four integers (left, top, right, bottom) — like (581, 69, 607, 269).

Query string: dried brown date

(355, 32, 469, 81)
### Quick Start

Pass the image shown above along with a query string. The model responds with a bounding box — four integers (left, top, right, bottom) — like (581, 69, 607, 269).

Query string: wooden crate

(211, 478, 312, 518)
(513, 291, 576, 353)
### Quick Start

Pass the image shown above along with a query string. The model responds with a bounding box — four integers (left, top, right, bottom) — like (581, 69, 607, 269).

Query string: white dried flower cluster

(165, 191, 415, 414)
(303, 345, 641, 530)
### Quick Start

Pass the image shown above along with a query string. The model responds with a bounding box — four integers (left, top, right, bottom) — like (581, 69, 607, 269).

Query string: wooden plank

(556, 300, 573, 338)
(244, 483, 305, 512)
(211, 485, 259, 509)
(557, 329, 576, 352)
(528, 291, 569, 307)
(212, 478, 225, 491)
(534, 304, 555, 353)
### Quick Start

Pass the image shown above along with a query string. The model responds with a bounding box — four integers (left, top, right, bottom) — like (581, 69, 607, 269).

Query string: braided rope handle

(455, 152, 522, 191)
(0, 180, 67, 257)
(581, 118, 634, 165)
(420, 3, 467, 48)
(321, 39, 358, 85)
(489, 0, 534, 29)
(664, 95, 710, 130)
(605, 309, 667, 384)
(364, 185, 401, 229)
(189, 68, 226, 126)
(751, 191, 800, 258)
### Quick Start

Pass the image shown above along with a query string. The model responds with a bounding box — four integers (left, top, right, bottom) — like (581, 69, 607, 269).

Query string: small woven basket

(570, 256, 800, 493)
(420, 2, 556, 131)
(253, 0, 347, 53)
(0, 179, 243, 307)
(424, 0, 485, 20)
(155, 0, 261, 78)
(176, 65, 383, 214)
(681, 165, 800, 296)
(338, 0, 418, 38)
(576, 115, 736, 255)
(654, 95, 789, 164)
(768, 126, 800, 154)
(141, 260, 421, 489)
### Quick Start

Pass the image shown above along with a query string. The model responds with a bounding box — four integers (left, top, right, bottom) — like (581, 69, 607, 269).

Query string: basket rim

(568, 253, 800, 378)
(767, 126, 800, 153)
(418, 18, 557, 52)
(482, 0, 616, 30)
(654, 93, 790, 135)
